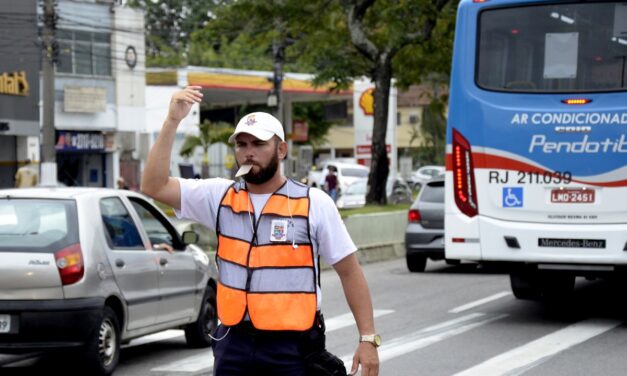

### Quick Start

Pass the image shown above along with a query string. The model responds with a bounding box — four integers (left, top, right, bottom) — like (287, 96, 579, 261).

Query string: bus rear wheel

(510, 271, 574, 301)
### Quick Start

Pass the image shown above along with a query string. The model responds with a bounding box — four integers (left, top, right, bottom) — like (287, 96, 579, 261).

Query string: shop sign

(56, 131, 105, 152)
(64, 86, 107, 113)
(0, 71, 29, 96)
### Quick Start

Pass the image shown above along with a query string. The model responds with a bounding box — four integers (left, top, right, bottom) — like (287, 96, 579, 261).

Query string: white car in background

(308, 161, 369, 193)
(408, 165, 445, 189)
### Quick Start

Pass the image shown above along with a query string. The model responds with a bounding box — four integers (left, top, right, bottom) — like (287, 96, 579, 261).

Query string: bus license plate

(0, 315, 10, 333)
(551, 189, 595, 203)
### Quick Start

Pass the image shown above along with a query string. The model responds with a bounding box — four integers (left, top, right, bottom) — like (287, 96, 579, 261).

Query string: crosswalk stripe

(150, 309, 394, 374)
(325, 309, 395, 332)
(448, 291, 512, 314)
(454, 318, 621, 376)
(122, 330, 184, 349)
(341, 312, 508, 369)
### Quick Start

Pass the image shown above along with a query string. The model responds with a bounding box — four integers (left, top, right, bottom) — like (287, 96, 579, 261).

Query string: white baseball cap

(228, 112, 285, 143)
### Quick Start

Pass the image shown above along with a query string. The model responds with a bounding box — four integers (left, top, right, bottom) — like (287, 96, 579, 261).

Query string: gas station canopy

(146, 66, 352, 107)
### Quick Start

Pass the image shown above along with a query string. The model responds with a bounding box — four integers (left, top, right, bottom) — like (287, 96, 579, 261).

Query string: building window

(409, 113, 419, 125)
(57, 29, 111, 76)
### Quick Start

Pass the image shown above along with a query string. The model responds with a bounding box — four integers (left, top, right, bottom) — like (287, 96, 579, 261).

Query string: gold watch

(359, 334, 381, 348)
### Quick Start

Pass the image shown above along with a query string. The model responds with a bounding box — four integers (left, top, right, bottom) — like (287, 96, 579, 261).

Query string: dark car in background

(405, 178, 446, 272)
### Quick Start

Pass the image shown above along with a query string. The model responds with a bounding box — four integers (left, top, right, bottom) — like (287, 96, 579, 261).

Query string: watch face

(374, 334, 382, 346)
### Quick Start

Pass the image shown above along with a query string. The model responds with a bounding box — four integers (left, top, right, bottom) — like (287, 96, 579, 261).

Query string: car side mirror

(182, 231, 199, 245)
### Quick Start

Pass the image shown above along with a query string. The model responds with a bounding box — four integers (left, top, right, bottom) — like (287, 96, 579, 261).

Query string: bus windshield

(477, 2, 627, 93)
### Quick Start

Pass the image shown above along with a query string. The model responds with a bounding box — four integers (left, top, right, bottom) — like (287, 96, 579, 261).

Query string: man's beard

(242, 149, 279, 185)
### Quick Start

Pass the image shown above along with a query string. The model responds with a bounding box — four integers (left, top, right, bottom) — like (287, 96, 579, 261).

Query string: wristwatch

(359, 334, 382, 348)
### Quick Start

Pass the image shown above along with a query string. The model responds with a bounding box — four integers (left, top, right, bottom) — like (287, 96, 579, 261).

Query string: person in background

(116, 177, 130, 190)
(15, 159, 38, 188)
(324, 166, 339, 202)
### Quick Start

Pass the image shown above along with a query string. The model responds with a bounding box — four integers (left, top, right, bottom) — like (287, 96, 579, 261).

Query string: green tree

(179, 120, 234, 178)
(128, 0, 221, 66)
(330, 0, 454, 204)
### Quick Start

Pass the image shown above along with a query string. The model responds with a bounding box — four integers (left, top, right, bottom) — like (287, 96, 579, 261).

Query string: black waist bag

(299, 314, 347, 376)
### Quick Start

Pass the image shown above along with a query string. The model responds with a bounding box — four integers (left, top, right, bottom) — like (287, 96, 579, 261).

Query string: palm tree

(179, 120, 234, 178)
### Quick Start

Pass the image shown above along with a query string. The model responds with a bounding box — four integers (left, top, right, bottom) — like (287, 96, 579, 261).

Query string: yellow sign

(359, 88, 374, 116)
(0, 71, 29, 96)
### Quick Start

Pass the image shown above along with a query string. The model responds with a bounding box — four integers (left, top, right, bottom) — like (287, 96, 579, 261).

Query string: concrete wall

(341, 211, 407, 266)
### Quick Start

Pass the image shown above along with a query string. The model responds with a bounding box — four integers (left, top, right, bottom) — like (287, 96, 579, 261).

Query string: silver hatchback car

(405, 178, 446, 272)
(0, 188, 218, 375)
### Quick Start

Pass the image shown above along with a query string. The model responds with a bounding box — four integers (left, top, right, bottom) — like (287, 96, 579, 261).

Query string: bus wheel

(406, 254, 427, 272)
(510, 272, 542, 300)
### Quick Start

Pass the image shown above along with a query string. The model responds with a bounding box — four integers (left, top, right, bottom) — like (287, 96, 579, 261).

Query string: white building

(46, 0, 145, 188)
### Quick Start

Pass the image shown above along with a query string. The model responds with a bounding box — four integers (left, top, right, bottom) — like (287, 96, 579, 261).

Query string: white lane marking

(454, 318, 622, 376)
(341, 312, 508, 369)
(122, 329, 183, 349)
(449, 291, 512, 314)
(325, 309, 395, 332)
(151, 350, 214, 373)
(150, 310, 394, 374)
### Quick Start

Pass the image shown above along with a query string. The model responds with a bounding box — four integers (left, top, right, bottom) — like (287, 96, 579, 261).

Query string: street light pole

(41, 0, 57, 185)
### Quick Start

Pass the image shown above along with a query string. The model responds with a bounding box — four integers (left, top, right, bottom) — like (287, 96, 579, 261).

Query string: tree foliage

(128, 0, 221, 66)
(135, 0, 458, 202)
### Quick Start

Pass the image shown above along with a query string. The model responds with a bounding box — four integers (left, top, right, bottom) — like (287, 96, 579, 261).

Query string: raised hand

(167, 86, 203, 123)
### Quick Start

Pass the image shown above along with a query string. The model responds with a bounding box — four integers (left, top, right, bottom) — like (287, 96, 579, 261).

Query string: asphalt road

(4, 257, 627, 375)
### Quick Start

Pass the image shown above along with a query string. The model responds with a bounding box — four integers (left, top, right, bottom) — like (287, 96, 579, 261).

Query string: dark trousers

(212, 323, 306, 376)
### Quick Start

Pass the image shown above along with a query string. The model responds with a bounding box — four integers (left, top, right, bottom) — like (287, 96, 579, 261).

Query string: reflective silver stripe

(250, 268, 315, 293)
(218, 207, 254, 242)
(255, 215, 310, 246)
(217, 258, 248, 290)
(276, 180, 308, 198)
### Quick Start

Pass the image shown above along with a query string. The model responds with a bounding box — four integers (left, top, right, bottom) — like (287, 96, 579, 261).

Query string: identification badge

(270, 220, 288, 242)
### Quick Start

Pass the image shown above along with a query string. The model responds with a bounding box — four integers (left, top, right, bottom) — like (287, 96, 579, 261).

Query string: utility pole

(271, 16, 293, 177)
(41, 0, 57, 185)
(271, 34, 285, 125)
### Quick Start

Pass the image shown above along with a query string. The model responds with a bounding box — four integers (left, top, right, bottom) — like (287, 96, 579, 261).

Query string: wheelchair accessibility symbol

(503, 187, 523, 208)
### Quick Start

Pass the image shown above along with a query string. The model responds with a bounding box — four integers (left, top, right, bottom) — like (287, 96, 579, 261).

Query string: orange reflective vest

(216, 179, 317, 331)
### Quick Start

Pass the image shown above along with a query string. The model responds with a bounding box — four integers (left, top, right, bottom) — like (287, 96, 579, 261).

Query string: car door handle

(115, 259, 125, 268)
(159, 258, 168, 266)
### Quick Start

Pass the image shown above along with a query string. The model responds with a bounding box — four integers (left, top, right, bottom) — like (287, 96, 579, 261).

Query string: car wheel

(83, 306, 120, 376)
(185, 285, 217, 348)
(406, 254, 427, 272)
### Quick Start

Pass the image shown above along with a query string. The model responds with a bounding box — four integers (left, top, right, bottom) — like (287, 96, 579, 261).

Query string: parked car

(335, 179, 367, 209)
(307, 161, 369, 193)
(408, 165, 445, 189)
(335, 176, 413, 209)
(0, 188, 218, 375)
(405, 178, 447, 272)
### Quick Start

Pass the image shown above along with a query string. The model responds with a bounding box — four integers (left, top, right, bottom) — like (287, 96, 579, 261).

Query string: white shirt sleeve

(309, 187, 357, 265)
(175, 177, 233, 231)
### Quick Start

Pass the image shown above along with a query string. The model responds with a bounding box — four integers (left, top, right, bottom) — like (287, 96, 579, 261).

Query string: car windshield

(0, 199, 79, 252)
(342, 168, 369, 178)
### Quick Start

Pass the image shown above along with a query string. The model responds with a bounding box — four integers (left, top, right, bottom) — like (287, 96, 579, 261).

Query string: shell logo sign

(359, 88, 374, 116)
